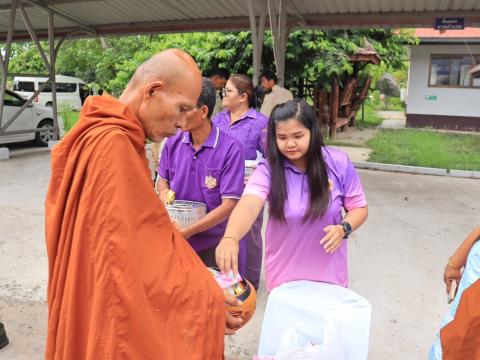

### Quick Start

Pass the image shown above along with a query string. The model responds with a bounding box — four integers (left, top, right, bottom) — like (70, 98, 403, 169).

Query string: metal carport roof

(1, 0, 480, 41)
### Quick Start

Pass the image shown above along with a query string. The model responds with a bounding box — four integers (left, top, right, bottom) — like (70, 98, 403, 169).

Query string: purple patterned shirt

(212, 108, 268, 160)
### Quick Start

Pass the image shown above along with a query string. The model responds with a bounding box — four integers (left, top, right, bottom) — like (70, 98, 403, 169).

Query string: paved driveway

(0, 146, 478, 359)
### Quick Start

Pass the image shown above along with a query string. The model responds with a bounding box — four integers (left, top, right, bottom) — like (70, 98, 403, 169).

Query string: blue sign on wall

(435, 17, 465, 30)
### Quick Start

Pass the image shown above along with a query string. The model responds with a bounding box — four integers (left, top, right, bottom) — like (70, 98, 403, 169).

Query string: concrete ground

(376, 111, 406, 129)
(1, 144, 479, 359)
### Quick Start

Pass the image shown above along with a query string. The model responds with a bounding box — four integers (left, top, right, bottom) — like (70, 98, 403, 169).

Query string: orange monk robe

(441, 279, 480, 360)
(45, 95, 225, 360)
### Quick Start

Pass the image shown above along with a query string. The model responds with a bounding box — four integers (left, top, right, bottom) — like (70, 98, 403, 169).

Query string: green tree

(7, 29, 417, 99)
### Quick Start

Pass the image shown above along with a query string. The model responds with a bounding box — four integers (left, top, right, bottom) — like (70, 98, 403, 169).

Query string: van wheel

(35, 119, 56, 147)
(46, 101, 52, 107)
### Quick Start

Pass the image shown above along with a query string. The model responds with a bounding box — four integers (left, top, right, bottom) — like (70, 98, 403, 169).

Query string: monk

(429, 227, 480, 360)
(45, 49, 241, 360)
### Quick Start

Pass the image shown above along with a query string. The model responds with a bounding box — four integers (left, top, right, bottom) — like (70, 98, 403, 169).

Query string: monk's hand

(444, 263, 461, 295)
(320, 224, 344, 253)
(224, 294, 243, 335)
(216, 236, 240, 276)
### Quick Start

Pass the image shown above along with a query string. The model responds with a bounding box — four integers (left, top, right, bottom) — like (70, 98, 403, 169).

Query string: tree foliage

(7, 29, 417, 97)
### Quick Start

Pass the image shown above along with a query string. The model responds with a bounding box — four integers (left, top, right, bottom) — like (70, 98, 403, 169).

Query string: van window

(57, 82, 77, 93)
(39, 82, 77, 93)
(13, 81, 35, 92)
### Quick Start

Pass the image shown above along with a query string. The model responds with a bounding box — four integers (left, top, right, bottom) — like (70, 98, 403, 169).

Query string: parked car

(0, 89, 64, 147)
(13, 74, 90, 110)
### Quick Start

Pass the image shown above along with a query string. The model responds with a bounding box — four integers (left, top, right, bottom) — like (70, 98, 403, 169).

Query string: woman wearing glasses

(212, 74, 268, 290)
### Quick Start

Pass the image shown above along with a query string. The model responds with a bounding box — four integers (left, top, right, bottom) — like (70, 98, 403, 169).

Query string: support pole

(48, 10, 59, 141)
(0, 0, 19, 129)
(268, 0, 289, 86)
(247, 0, 266, 86)
(19, 3, 52, 73)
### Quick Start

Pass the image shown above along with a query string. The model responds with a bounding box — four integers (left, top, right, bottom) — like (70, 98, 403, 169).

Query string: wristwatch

(340, 221, 352, 239)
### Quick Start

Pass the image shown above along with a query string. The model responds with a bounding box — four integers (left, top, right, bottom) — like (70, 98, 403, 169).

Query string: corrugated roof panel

(391, 0, 403, 12)
(402, 0, 416, 12)
(345, 0, 361, 13)
(464, 0, 480, 10)
(450, 0, 462, 10)
(425, 0, 438, 11)
(295, 0, 325, 14)
(414, 0, 426, 12)
(202, 0, 238, 18)
(308, 0, 331, 14)
(435, 0, 450, 11)
(14, 7, 72, 32)
(185, 0, 247, 20)
(322, 0, 339, 14)
(52, 0, 188, 26)
(367, 0, 380, 13)
(332, 1, 349, 14)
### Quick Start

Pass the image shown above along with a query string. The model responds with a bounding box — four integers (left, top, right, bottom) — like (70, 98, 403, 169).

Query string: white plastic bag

(258, 280, 371, 360)
(276, 318, 346, 360)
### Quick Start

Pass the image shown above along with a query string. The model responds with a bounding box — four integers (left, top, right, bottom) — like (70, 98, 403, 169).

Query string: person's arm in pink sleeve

(216, 161, 271, 275)
(321, 154, 368, 253)
(342, 155, 367, 211)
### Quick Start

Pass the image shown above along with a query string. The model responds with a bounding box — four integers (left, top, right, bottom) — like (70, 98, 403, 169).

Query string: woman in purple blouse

(212, 74, 268, 290)
(216, 99, 369, 292)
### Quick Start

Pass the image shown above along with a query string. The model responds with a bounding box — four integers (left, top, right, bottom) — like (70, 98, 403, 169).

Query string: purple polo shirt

(158, 124, 245, 251)
(212, 108, 268, 160)
(243, 147, 367, 292)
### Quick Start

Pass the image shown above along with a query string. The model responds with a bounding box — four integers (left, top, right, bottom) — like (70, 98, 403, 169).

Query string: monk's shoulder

(87, 126, 134, 152)
(83, 127, 137, 167)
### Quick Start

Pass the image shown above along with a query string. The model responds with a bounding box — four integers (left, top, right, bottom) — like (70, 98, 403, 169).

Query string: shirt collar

(182, 123, 220, 149)
(283, 159, 305, 174)
(229, 107, 258, 123)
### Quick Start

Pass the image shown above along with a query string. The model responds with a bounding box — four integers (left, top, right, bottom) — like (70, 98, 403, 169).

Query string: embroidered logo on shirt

(205, 174, 218, 189)
(328, 179, 334, 191)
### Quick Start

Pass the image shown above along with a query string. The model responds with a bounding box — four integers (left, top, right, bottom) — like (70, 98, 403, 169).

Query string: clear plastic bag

(276, 318, 346, 360)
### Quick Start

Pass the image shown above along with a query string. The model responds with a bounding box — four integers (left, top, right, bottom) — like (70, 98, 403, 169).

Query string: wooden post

(329, 78, 339, 139)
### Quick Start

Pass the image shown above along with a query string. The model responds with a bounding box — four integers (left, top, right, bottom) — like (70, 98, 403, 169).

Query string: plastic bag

(276, 318, 346, 360)
(258, 280, 371, 359)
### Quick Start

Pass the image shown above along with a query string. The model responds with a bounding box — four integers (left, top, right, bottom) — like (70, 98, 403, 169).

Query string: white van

(13, 75, 90, 110)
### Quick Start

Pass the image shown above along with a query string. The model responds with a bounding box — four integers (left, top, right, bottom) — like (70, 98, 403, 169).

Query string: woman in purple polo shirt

(216, 99, 368, 292)
(212, 74, 268, 290)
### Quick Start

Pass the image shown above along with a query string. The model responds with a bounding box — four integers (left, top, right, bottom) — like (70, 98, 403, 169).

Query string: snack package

(208, 268, 243, 293)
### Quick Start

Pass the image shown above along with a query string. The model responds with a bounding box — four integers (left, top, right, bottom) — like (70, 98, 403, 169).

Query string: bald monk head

(119, 49, 202, 142)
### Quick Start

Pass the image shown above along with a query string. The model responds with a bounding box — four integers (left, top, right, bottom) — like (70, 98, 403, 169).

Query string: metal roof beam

(0, 0, 98, 12)
(302, 10, 480, 29)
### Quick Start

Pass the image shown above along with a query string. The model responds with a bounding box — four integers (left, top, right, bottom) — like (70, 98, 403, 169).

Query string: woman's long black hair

(267, 99, 330, 222)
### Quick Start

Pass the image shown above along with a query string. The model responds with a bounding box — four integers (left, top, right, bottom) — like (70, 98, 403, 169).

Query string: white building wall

(406, 44, 480, 117)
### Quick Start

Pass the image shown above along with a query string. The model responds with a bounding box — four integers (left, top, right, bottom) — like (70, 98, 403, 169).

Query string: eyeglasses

(221, 88, 243, 97)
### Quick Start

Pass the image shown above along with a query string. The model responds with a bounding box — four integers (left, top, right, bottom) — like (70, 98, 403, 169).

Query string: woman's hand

(216, 237, 240, 276)
(444, 263, 461, 295)
(224, 294, 243, 335)
(320, 224, 345, 253)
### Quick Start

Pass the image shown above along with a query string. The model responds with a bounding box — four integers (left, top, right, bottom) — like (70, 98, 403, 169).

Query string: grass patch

(367, 129, 480, 171)
(62, 111, 80, 133)
(355, 101, 384, 128)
